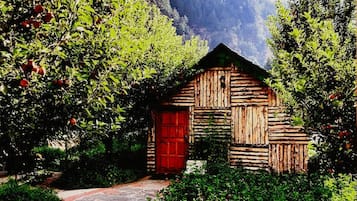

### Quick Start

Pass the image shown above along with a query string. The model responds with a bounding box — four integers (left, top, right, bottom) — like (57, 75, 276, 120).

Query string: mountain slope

(150, 0, 276, 67)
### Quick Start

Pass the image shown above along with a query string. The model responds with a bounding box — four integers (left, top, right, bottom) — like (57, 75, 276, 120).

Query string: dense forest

(149, 0, 276, 66)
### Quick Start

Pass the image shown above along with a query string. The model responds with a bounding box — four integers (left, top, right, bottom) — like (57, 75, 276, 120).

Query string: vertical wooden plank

(198, 75, 202, 107)
(209, 71, 213, 107)
(195, 77, 198, 107)
(303, 144, 308, 171)
(264, 107, 268, 144)
(241, 107, 246, 144)
(214, 70, 218, 106)
(227, 70, 231, 106)
(204, 72, 207, 107)
(231, 107, 235, 143)
(206, 71, 211, 107)
(256, 107, 261, 144)
(207, 71, 211, 106)
(237, 107, 241, 144)
(275, 144, 279, 173)
(189, 106, 194, 143)
(252, 106, 260, 144)
(284, 145, 288, 172)
(271, 144, 275, 171)
(299, 144, 304, 172)
(269, 144, 272, 170)
(201, 73, 205, 107)
(249, 107, 253, 144)
(277, 144, 284, 173)
(217, 71, 220, 106)
(287, 144, 291, 173)
(246, 107, 251, 144)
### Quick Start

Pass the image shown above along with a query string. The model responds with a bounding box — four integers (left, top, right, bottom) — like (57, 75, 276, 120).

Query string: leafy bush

(158, 167, 332, 201)
(32, 146, 65, 171)
(0, 179, 60, 201)
(52, 140, 145, 189)
(53, 158, 142, 189)
(324, 174, 357, 201)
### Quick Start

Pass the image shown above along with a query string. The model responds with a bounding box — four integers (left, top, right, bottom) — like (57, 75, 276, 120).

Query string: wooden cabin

(147, 44, 310, 174)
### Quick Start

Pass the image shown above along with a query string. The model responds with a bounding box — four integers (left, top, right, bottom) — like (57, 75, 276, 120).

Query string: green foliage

(54, 161, 140, 189)
(32, 146, 65, 171)
(158, 167, 331, 201)
(0, 179, 60, 201)
(267, 0, 356, 173)
(324, 174, 357, 201)
(52, 139, 145, 189)
(0, 0, 207, 174)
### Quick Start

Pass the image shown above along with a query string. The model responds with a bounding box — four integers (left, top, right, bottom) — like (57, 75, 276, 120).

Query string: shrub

(324, 174, 357, 201)
(32, 146, 65, 171)
(158, 167, 331, 201)
(53, 160, 141, 189)
(0, 179, 60, 201)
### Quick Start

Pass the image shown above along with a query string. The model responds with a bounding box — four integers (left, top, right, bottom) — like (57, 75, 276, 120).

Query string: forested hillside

(150, 0, 276, 66)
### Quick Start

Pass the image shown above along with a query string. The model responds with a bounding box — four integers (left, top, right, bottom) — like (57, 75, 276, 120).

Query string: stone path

(57, 177, 170, 201)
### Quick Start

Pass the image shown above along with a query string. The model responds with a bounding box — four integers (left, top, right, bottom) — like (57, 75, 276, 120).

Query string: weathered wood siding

(230, 146, 269, 170)
(161, 80, 195, 106)
(195, 68, 231, 107)
(268, 89, 309, 173)
(231, 70, 268, 106)
(193, 107, 231, 141)
(231, 106, 268, 145)
(149, 66, 310, 173)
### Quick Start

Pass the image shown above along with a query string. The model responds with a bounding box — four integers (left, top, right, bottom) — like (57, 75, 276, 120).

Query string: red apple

(19, 79, 29, 88)
(345, 143, 351, 150)
(57, 79, 63, 87)
(34, 5, 44, 13)
(32, 21, 41, 28)
(21, 20, 30, 28)
(32, 67, 39, 73)
(43, 12, 54, 22)
(329, 94, 336, 100)
(38, 67, 46, 75)
(21, 63, 30, 72)
(69, 118, 77, 126)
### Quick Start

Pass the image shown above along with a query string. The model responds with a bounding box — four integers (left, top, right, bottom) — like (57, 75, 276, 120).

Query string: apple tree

(267, 0, 356, 173)
(0, 0, 207, 173)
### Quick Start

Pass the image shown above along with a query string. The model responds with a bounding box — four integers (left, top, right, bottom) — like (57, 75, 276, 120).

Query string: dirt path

(57, 176, 170, 201)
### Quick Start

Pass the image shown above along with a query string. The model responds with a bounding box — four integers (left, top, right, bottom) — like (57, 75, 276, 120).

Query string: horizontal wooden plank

(269, 133, 308, 137)
(230, 151, 268, 157)
(206, 67, 232, 71)
(269, 141, 309, 144)
(230, 155, 268, 161)
(230, 146, 269, 152)
(230, 159, 268, 164)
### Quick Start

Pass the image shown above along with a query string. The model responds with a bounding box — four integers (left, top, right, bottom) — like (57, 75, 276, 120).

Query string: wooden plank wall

(231, 106, 268, 145)
(195, 68, 231, 107)
(147, 142, 155, 172)
(231, 69, 268, 106)
(268, 89, 309, 173)
(193, 107, 231, 141)
(269, 144, 308, 173)
(161, 80, 195, 106)
(230, 146, 269, 170)
(150, 66, 310, 173)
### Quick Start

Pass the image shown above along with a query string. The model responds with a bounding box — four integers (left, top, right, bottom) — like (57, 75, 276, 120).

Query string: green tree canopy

(267, 0, 356, 173)
(0, 0, 207, 173)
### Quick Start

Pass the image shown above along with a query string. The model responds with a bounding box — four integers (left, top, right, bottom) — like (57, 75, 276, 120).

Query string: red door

(156, 109, 189, 174)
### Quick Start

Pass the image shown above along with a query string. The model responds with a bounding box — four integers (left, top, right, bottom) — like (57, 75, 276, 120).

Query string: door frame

(154, 106, 189, 174)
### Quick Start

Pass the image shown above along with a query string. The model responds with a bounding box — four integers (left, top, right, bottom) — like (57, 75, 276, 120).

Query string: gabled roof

(194, 43, 270, 81)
